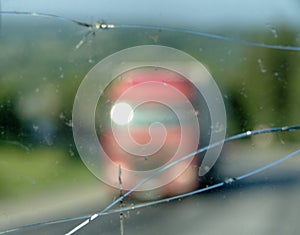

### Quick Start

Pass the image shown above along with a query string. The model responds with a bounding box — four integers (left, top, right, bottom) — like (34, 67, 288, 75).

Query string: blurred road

(1, 143, 300, 235)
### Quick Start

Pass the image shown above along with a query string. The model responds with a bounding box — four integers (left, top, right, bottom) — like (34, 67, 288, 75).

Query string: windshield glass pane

(1, 1, 300, 235)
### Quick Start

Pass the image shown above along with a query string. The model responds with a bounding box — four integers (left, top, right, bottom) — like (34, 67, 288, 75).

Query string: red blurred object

(107, 68, 196, 102)
(101, 67, 200, 199)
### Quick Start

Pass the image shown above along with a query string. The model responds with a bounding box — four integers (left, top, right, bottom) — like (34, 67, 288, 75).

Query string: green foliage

(0, 146, 94, 198)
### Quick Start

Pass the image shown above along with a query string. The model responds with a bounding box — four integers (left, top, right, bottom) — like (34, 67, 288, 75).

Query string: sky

(1, 0, 300, 29)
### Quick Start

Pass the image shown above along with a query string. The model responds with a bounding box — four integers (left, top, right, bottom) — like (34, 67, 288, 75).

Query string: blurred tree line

(0, 19, 299, 154)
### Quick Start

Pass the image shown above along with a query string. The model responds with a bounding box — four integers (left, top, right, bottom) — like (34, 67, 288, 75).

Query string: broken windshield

(0, 1, 300, 235)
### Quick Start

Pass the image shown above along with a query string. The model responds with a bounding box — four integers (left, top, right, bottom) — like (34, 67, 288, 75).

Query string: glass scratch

(119, 165, 125, 235)
(62, 124, 300, 234)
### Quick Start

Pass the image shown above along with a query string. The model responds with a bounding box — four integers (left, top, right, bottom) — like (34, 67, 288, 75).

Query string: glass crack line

(64, 124, 300, 234)
(1, 11, 300, 51)
(1, 125, 299, 235)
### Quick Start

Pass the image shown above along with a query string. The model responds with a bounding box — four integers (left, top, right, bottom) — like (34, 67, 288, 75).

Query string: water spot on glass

(59, 112, 66, 119)
(213, 122, 225, 133)
(147, 32, 159, 43)
(224, 177, 236, 184)
(266, 24, 278, 38)
(44, 136, 53, 146)
(257, 58, 267, 73)
(69, 149, 75, 157)
(239, 87, 248, 98)
(65, 119, 73, 127)
(32, 124, 39, 132)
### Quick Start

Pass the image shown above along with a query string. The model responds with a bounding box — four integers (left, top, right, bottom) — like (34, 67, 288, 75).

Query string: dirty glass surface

(0, 0, 300, 235)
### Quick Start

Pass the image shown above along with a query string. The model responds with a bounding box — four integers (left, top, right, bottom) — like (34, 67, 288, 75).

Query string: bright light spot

(110, 102, 134, 125)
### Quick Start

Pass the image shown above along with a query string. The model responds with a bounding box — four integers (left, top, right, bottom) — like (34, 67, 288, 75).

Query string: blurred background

(0, 0, 300, 234)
